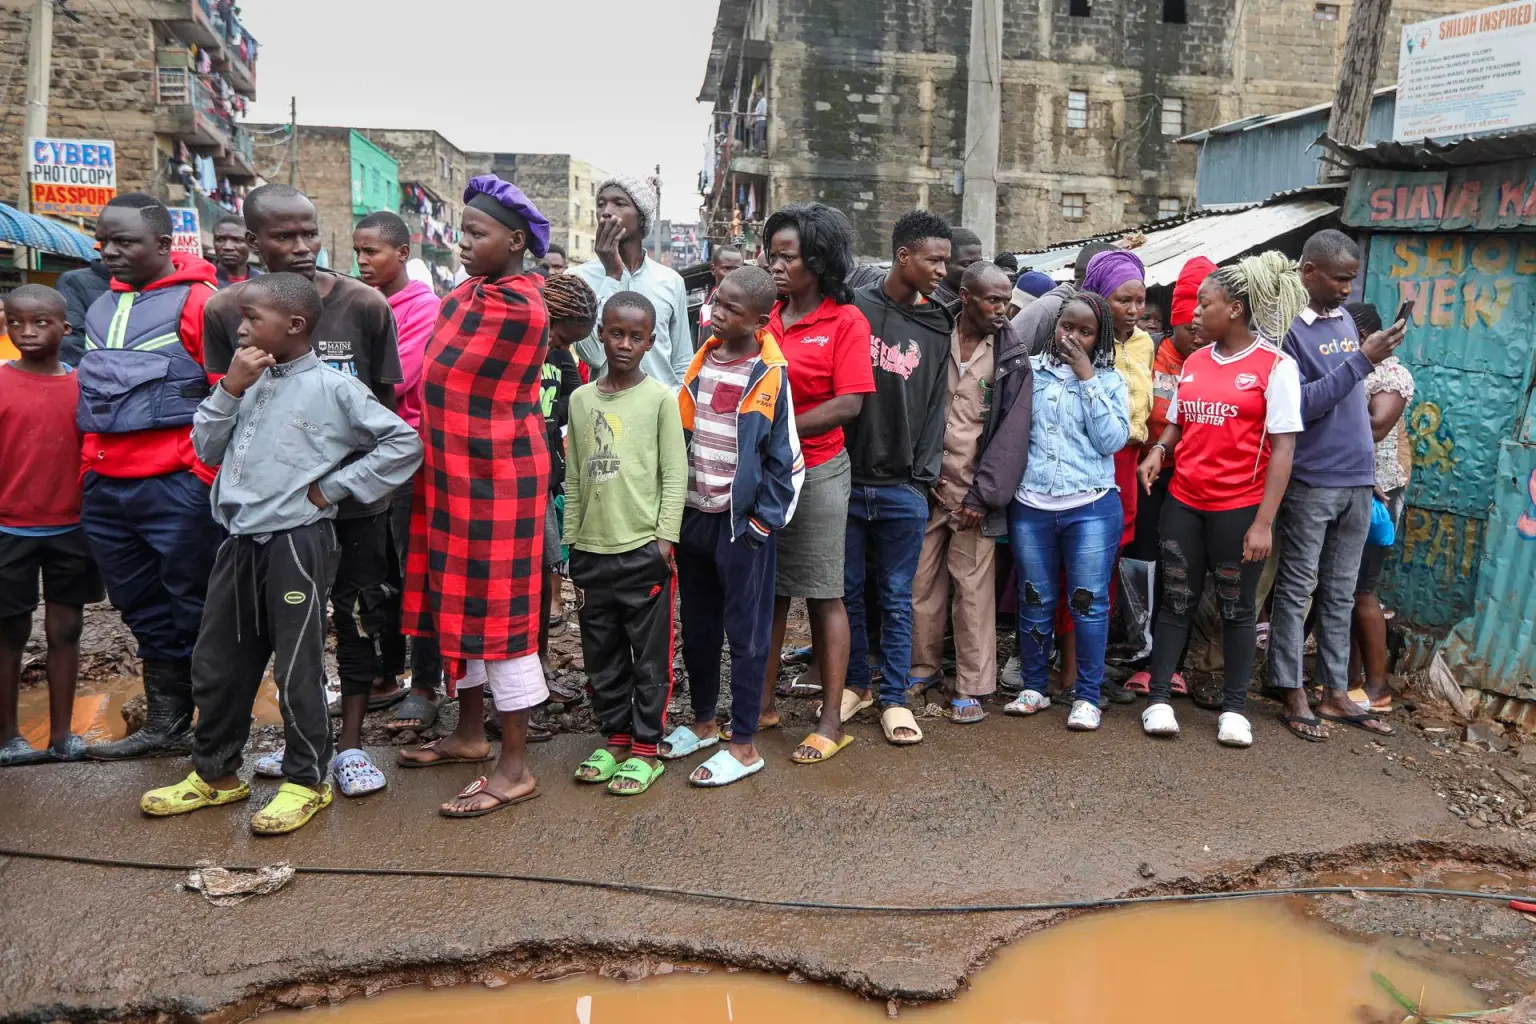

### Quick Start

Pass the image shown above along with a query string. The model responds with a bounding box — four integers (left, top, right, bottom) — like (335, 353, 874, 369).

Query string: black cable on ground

(2, 846, 1532, 914)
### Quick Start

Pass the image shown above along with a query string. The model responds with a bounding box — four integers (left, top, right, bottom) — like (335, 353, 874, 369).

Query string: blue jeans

(845, 483, 928, 705)
(1007, 492, 1122, 706)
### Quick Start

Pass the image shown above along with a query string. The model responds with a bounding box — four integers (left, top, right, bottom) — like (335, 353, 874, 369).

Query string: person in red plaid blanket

(398, 176, 553, 818)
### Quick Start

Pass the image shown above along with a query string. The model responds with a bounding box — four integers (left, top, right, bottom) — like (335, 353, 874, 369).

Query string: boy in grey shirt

(140, 273, 421, 835)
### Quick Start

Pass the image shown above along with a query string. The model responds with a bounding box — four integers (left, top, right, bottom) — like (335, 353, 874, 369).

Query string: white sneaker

(1066, 700, 1102, 731)
(1141, 702, 1180, 737)
(1004, 690, 1051, 715)
(1218, 712, 1254, 748)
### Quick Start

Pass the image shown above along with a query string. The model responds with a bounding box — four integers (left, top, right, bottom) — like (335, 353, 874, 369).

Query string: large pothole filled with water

(242, 895, 1523, 1024)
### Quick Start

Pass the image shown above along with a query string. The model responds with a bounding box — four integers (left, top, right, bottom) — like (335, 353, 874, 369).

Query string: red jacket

(80, 253, 220, 483)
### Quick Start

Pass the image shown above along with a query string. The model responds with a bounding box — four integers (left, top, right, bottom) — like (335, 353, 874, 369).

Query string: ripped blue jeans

(1007, 492, 1122, 706)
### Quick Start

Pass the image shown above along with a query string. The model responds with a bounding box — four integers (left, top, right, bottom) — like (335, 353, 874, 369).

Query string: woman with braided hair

(1135, 254, 1304, 748)
(539, 273, 598, 659)
(1003, 290, 1130, 732)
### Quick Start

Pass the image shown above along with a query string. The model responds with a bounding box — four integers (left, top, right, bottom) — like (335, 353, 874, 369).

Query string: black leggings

(1149, 497, 1263, 713)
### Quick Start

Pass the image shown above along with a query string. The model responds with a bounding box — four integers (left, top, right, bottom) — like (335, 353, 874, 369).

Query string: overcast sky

(239, 0, 719, 222)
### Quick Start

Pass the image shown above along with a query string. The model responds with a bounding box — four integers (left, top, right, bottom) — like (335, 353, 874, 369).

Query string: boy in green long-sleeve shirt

(565, 291, 687, 795)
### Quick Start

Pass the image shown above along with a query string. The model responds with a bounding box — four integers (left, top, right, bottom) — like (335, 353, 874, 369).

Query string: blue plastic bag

(1368, 497, 1396, 547)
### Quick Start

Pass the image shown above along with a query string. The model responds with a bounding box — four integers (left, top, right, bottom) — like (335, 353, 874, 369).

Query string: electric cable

(1, 847, 1531, 915)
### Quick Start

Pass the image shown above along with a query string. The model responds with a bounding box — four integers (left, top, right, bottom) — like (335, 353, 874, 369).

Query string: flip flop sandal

(607, 757, 664, 795)
(141, 771, 251, 816)
(0, 736, 48, 767)
(1190, 676, 1224, 711)
(1319, 709, 1393, 735)
(252, 747, 286, 778)
(819, 688, 875, 724)
(385, 691, 440, 732)
(397, 739, 496, 768)
(949, 697, 987, 724)
(251, 781, 334, 834)
(782, 644, 815, 666)
(880, 705, 924, 745)
(575, 747, 624, 783)
(368, 689, 408, 712)
(659, 725, 720, 761)
(1280, 713, 1328, 743)
(689, 749, 766, 787)
(528, 723, 555, 743)
(1347, 687, 1394, 713)
(439, 776, 540, 818)
(333, 749, 388, 797)
(791, 732, 855, 764)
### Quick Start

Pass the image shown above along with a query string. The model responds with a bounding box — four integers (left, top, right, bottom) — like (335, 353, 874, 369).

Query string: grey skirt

(775, 449, 851, 599)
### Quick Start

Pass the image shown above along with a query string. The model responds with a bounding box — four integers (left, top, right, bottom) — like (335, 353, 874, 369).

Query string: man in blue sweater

(1272, 230, 1404, 741)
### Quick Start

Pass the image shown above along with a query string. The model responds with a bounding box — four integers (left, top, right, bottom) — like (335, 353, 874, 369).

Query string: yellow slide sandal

(791, 732, 855, 764)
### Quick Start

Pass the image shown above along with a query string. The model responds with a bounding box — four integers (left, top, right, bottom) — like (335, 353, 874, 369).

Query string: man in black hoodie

(54, 259, 113, 367)
(845, 211, 954, 745)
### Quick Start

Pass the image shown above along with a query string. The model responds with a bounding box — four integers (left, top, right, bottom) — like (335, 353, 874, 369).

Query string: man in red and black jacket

(80, 194, 224, 761)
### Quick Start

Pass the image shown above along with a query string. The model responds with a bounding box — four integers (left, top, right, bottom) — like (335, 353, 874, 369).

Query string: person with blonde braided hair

(1136, 258, 1304, 747)
(1229, 250, 1309, 342)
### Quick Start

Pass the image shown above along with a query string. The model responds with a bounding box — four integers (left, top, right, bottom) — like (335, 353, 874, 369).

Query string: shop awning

(0, 203, 97, 262)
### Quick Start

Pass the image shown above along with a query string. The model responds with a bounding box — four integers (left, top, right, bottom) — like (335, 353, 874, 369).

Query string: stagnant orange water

(16, 675, 282, 747)
(258, 899, 1481, 1023)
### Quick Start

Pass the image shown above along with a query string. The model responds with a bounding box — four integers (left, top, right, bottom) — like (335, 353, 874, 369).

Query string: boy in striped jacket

(665, 267, 804, 788)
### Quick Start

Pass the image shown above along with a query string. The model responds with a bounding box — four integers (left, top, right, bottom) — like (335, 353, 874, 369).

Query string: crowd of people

(0, 172, 1414, 832)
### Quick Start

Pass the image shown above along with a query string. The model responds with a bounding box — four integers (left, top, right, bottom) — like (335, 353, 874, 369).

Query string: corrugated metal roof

(1005, 197, 1339, 286)
(0, 203, 97, 262)
(1317, 130, 1536, 170)
(1178, 87, 1397, 143)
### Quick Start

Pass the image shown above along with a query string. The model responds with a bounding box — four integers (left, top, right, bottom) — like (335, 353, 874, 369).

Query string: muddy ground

(6, 603, 1536, 1022)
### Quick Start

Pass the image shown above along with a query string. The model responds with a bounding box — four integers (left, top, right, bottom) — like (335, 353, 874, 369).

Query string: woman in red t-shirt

(756, 203, 874, 765)
(1135, 254, 1304, 748)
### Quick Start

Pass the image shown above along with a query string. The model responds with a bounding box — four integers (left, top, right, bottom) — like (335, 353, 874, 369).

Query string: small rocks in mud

(786, 971, 807, 984)
(121, 692, 147, 736)
(1465, 722, 1510, 752)
(1138, 861, 1156, 879)
(887, 997, 901, 1018)
(274, 982, 328, 1008)
(533, 961, 588, 982)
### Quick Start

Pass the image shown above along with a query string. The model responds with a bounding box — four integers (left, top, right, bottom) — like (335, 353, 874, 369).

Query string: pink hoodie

(387, 279, 442, 431)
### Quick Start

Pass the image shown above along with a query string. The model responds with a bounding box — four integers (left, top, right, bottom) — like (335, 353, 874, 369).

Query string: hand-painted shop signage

(1344, 159, 1536, 231)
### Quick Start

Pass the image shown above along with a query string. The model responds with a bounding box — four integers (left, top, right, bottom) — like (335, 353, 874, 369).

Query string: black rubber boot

(85, 658, 195, 760)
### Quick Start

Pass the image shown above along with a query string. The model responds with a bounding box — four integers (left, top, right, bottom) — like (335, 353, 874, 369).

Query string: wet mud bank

(56, 842, 1536, 1024)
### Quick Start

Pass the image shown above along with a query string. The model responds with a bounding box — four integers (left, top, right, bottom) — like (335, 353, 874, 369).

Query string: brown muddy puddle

(257, 899, 1483, 1023)
(15, 675, 281, 747)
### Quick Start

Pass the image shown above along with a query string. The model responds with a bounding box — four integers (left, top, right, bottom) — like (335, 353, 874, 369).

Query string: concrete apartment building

(0, 0, 260, 246)
(699, 0, 1491, 257)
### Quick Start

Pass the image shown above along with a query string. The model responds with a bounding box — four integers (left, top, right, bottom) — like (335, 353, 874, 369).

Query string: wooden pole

(17, 0, 53, 278)
(1321, 0, 1393, 181)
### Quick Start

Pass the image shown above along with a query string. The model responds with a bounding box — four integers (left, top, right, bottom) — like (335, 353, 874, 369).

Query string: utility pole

(287, 95, 298, 186)
(1321, 0, 1393, 181)
(17, 0, 54, 278)
(961, 0, 1002, 254)
(652, 162, 664, 262)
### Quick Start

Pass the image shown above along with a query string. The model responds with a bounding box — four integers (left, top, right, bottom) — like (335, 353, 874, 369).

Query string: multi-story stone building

(699, 0, 1491, 257)
(0, 0, 260, 248)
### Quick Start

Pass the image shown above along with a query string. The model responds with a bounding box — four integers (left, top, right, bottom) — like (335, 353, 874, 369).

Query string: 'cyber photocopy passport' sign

(28, 138, 116, 218)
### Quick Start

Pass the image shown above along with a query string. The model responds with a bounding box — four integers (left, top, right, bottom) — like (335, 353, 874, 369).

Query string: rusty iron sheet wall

(1365, 232, 1536, 628)
(1442, 439, 1536, 699)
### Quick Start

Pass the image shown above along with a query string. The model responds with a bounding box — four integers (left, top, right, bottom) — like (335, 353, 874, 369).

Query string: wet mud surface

(7, 607, 1536, 1022)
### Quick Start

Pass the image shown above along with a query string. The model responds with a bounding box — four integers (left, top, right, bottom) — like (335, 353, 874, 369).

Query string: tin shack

(1323, 133, 1536, 702)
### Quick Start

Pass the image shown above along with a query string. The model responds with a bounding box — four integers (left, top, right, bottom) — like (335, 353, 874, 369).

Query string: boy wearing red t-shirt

(0, 287, 105, 766)
(78, 195, 224, 762)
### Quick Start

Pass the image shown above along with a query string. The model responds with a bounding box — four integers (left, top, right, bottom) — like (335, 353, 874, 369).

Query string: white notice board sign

(1394, 0, 1536, 141)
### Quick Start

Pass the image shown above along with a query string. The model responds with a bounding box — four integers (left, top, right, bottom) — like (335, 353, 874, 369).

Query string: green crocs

(141, 772, 250, 817)
(607, 757, 664, 796)
(250, 781, 333, 835)
(575, 747, 622, 783)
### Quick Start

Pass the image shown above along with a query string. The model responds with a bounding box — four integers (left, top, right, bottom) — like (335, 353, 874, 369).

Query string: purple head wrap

(463, 175, 551, 258)
(1081, 249, 1145, 299)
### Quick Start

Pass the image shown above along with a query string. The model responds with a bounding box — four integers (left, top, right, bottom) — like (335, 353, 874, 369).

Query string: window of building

(1314, 2, 1339, 19)
(1160, 97, 1184, 135)
(1162, 0, 1186, 21)
(1157, 197, 1183, 219)
(1067, 90, 1089, 130)
(1062, 193, 1086, 220)
(1070, 0, 1091, 15)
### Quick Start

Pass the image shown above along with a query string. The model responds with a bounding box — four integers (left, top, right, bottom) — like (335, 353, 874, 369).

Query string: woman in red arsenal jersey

(1135, 254, 1304, 748)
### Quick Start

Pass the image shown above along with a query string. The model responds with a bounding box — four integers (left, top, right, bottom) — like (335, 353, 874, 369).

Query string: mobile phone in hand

(1394, 299, 1414, 326)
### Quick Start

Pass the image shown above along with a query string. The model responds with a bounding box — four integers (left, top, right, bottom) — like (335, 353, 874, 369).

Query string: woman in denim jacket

(1003, 291, 1130, 731)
